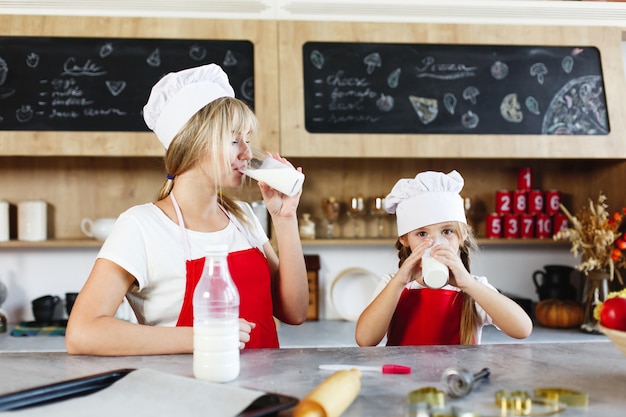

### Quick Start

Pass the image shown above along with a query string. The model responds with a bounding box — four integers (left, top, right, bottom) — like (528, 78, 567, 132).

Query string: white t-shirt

(97, 201, 269, 327)
(373, 273, 497, 344)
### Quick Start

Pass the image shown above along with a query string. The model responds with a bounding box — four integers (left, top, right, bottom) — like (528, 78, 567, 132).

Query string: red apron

(170, 193, 278, 349)
(386, 288, 466, 346)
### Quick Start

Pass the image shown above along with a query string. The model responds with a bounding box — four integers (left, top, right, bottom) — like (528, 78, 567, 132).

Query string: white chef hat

(385, 170, 467, 236)
(143, 63, 235, 149)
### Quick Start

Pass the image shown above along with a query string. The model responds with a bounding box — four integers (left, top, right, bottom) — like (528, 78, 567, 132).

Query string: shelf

(0, 239, 102, 248)
(0, 238, 570, 249)
(302, 238, 569, 247)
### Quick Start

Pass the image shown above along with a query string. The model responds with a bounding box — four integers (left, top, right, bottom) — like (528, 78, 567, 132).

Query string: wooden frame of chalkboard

(0, 15, 279, 156)
(279, 21, 626, 159)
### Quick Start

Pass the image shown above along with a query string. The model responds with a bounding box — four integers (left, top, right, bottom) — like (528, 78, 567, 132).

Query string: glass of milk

(243, 148, 304, 197)
(422, 247, 449, 289)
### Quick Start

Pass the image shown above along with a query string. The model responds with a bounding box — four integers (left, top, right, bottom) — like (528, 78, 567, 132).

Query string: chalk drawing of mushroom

(387, 68, 401, 88)
(462, 86, 479, 105)
(26, 52, 39, 69)
(363, 52, 381, 75)
(530, 63, 548, 85)
(561, 56, 574, 74)
(310, 50, 324, 70)
(443, 93, 457, 115)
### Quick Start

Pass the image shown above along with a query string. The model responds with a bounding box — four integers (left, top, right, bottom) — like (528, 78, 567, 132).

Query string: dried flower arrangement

(553, 193, 626, 284)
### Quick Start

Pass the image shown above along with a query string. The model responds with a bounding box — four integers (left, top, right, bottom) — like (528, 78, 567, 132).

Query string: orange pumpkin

(534, 298, 584, 328)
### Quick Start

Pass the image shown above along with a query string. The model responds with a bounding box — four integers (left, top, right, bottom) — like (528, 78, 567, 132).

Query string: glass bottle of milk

(193, 245, 240, 382)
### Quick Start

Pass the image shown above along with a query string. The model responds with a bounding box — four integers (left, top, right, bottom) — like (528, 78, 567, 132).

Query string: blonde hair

(394, 221, 479, 345)
(157, 97, 258, 226)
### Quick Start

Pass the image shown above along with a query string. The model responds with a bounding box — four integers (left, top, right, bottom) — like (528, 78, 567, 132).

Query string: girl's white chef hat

(143, 63, 235, 149)
(385, 170, 467, 236)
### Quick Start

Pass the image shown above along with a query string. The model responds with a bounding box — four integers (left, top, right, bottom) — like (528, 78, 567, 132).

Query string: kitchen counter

(0, 342, 624, 416)
(0, 320, 609, 352)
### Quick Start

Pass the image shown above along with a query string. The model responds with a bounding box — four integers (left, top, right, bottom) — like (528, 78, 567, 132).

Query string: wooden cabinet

(1, 16, 625, 246)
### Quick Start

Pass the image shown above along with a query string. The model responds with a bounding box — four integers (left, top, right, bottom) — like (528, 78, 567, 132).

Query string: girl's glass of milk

(243, 148, 304, 197)
(422, 247, 449, 289)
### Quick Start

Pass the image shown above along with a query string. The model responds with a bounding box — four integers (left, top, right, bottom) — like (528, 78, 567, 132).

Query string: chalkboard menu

(303, 42, 608, 135)
(0, 37, 254, 131)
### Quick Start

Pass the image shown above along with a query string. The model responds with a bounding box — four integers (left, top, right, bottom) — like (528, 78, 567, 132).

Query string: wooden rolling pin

(293, 369, 362, 417)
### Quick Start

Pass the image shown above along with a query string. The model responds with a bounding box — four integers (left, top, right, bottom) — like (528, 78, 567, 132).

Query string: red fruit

(600, 297, 626, 331)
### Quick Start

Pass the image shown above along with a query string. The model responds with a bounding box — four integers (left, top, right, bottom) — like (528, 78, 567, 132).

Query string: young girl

(66, 64, 309, 355)
(355, 170, 532, 346)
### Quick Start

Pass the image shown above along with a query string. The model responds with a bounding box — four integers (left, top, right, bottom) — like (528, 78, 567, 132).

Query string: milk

(193, 320, 240, 382)
(422, 250, 449, 289)
(243, 148, 304, 197)
(243, 167, 304, 197)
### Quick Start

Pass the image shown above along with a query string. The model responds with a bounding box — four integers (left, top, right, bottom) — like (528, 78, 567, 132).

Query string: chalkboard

(0, 36, 254, 131)
(303, 42, 608, 135)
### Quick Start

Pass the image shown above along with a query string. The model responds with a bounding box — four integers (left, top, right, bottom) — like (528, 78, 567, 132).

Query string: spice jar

(299, 213, 316, 240)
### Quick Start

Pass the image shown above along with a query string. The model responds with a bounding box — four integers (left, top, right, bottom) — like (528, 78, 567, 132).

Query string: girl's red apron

(170, 193, 278, 349)
(386, 288, 466, 346)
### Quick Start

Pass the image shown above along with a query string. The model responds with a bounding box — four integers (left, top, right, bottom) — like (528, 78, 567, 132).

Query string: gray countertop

(0, 320, 610, 352)
(0, 342, 624, 416)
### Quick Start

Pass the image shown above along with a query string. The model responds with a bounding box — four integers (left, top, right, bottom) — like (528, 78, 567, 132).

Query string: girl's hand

(429, 244, 471, 288)
(239, 319, 256, 349)
(394, 238, 433, 286)
(258, 153, 303, 218)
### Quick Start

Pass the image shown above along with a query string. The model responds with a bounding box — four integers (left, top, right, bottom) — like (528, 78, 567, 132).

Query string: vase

(580, 269, 610, 334)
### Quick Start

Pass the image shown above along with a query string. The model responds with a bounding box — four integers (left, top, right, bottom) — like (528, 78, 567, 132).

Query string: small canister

(512, 190, 527, 215)
(517, 167, 532, 191)
(520, 214, 535, 239)
(485, 213, 502, 238)
(552, 213, 569, 235)
(17, 200, 47, 241)
(495, 190, 512, 215)
(528, 190, 544, 215)
(545, 190, 561, 215)
(535, 213, 552, 239)
(0, 200, 9, 242)
(503, 214, 520, 238)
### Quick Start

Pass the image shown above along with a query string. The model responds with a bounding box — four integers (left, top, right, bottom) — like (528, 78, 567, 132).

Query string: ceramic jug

(532, 265, 577, 300)
(80, 217, 116, 241)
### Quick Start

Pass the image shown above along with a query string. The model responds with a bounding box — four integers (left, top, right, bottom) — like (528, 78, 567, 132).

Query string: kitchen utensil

(319, 364, 411, 374)
(441, 367, 490, 398)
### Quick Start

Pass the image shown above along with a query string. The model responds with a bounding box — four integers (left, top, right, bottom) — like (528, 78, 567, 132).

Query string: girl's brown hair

(157, 97, 258, 227)
(395, 222, 479, 345)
